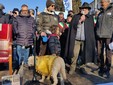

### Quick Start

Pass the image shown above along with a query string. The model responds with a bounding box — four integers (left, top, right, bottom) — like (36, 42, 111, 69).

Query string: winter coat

(96, 3, 113, 38)
(37, 8, 58, 34)
(65, 13, 96, 64)
(0, 13, 10, 23)
(13, 14, 35, 46)
(48, 34, 61, 56)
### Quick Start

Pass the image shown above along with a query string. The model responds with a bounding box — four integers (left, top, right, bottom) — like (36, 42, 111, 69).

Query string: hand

(41, 32, 47, 36)
(79, 15, 86, 23)
(52, 54, 56, 56)
(35, 31, 39, 37)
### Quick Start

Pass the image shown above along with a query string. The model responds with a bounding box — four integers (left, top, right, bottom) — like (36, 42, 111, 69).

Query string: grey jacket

(96, 3, 113, 38)
(37, 8, 58, 34)
(13, 14, 35, 46)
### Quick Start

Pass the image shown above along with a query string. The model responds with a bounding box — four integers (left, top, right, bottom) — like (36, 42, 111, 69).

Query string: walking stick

(24, 6, 40, 85)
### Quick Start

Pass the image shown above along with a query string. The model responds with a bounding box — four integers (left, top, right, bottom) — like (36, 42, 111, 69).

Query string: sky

(0, 0, 93, 13)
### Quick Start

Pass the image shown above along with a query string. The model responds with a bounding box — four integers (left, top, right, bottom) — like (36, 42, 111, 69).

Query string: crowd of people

(0, 0, 113, 81)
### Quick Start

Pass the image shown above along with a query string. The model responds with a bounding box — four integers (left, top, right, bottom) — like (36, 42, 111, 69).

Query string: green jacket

(37, 8, 58, 34)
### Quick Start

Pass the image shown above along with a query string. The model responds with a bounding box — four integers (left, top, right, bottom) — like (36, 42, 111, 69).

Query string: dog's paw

(39, 79, 44, 83)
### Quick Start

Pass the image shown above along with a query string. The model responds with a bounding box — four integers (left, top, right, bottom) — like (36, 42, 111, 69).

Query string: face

(21, 6, 28, 15)
(13, 11, 19, 17)
(47, 4, 55, 11)
(67, 16, 72, 22)
(59, 14, 64, 20)
(81, 8, 89, 15)
(100, 0, 110, 9)
(56, 27, 60, 35)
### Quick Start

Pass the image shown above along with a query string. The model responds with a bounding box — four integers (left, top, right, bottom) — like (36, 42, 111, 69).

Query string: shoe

(98, 71, 104, 77)
(79, 68, 87, 75)
(105, 71, 110, 78)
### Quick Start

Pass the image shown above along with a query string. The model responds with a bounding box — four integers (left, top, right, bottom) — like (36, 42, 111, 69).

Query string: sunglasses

(22, 10, 28, 12)
(51, 5, 55, 7)
(13, 12, 17, 14)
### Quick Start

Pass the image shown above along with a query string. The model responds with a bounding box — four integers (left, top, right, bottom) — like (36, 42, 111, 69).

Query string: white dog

(28, 55, 67, 85)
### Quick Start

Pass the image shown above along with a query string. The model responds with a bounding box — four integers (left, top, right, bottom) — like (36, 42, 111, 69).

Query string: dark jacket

(13, 14, 35, 46)
(65, 13, 96, 64)
(48, 34, 61, 56)
(0, 11, 10, 24)
(96, 3, 113, 38)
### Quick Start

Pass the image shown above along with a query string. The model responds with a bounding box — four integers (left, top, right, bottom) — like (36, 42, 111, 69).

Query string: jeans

(13, 45, 19, 69)
(16, 45, 30, 65)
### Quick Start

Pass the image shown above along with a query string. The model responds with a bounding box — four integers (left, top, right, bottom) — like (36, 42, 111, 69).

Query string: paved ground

(0, 63, 113, 85)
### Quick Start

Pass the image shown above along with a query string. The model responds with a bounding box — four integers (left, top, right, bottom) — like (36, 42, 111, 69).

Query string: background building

(90, 0, 113, 13)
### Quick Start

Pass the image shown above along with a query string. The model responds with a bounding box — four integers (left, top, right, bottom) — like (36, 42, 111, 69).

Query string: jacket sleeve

(37, 13, 43, 34)
(48, 37, 56, 54)
(32, 19, 37, 33)
(70, 14, 80, 30)
(13, 17, 18, 34)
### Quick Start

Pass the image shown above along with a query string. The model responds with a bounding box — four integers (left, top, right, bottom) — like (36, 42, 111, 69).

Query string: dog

(28, 55, 67, 85)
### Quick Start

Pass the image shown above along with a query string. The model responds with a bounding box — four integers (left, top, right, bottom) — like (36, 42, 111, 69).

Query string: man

(65, 2, 96, 75)
(11, 8, 20, 70)
(96, 0, 113, 78)
(0, 3, 10, 23)
(13, 4, 35, 66)
(37, 0, 58, 55)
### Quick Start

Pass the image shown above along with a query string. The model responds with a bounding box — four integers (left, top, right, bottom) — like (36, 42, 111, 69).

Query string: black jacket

(13, 14, 35, 46)
(48, 35, 61, 56)
(65, 13, 96, 64)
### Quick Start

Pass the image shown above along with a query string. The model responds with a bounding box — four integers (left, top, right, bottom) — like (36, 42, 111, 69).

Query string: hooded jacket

(96, 3, 113, 38)
(37, 8, 58, 34)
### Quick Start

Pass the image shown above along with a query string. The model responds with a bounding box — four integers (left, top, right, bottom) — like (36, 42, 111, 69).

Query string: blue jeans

(16, 45, 30, 65)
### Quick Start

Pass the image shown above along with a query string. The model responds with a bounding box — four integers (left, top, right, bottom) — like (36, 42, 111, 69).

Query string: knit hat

(46, 0, 55, 8)
(0, 3, 5, 10)
(12, 8, 19, 13)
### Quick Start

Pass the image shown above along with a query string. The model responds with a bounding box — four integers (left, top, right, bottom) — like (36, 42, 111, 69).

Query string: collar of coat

(19, 13, 31, 18)
(44, 8, 55, 15)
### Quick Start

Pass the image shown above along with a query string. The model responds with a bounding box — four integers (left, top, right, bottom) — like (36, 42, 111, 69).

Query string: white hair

(104, 0, 111, 3)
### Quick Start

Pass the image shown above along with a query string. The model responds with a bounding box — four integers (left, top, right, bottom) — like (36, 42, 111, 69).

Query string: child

(48, 25, 61, 56)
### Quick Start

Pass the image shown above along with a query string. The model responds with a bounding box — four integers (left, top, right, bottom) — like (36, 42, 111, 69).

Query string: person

(37, 0, 58, 56)
(13, 4, 36, 67)
(96, 0, 113, 78)
(65, 2, 96, 75)
(58, 12, 65, 33)
(60, 14, 72, 60)
(11, 8, 20, 70)
(48, 25, 61, 56)
(0, 3, 10, 23)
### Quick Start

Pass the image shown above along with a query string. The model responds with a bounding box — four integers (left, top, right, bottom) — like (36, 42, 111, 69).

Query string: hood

(44, 8, 55, 15)
(0, 10, 4, 18)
